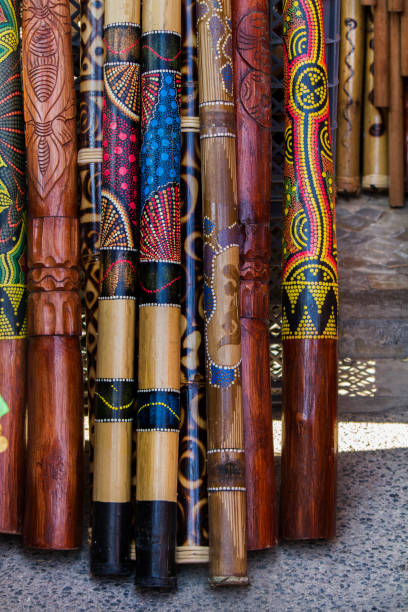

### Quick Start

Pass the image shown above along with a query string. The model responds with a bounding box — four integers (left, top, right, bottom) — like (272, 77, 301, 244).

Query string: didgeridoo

(0, 0, 27, 535)
(90, 0, 141, 576)
(280, 0, 338, 540)
(78, 0, 104, 510)
(197, 0, 248, 585)
(336, 0, 365, 194)
(232, 0, 278, 551)
(22, 0, 83, 549)
(135, 0, 182, 589)
(362, 7, 388, 191)
(177, 0, 209, 564)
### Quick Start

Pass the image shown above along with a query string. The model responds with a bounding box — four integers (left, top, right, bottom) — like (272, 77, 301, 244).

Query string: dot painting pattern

(282, 0, 338, 340)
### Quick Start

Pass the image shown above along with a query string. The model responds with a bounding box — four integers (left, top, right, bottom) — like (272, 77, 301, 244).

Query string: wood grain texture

(197, 0, 248, 585)
(281, 0, 338, 540)
(336, 0, 365, 194)
(388, 12, 405, 207)
(362, 8, 388, 191)
(0, 0, 27, 535)
(22, 0, 83, 550)
(401, 0, 408, 76)
(374, 0, 389, 107)
(232, 0, 277, 551)
(176, 0, 209, 562)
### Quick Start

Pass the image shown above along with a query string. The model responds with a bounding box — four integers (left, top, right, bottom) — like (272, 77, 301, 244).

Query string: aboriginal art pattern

(177, 0, 208, 549)
(0, 0, 26, 340)
(136, 27, 182, 433)
(282, 0, 338, 340)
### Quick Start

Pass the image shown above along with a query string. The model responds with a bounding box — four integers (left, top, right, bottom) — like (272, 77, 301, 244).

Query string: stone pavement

(0, 195, 407, 611)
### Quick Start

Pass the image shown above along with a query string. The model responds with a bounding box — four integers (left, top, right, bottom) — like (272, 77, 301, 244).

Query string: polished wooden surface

(22, 0, 83, 550)
(232, 0, 277, 551)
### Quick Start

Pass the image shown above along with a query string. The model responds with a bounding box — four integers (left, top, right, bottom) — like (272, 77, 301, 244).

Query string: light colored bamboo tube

(337, 0, 365, 194)
(362, 7, 388, 190)
(388, 12, 405, 207)
(197, 0, 248, 586)
(374, 0, 389, 107)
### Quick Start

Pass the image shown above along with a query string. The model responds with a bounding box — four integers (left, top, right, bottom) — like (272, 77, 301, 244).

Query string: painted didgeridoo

(232, 0, 278, 550)
(362, 7, 388, 191)
(176, 0, 209, 564)
(0, 0, 27, 536)
(135, 0, 182, 589)
(90, 0, 141, 576)
(78, 0, 104, 506)
(197, 0, 248, 585)
(280, 0, 338, 540)
(22, 0, 83, 549)
(336, 0, 364, 194)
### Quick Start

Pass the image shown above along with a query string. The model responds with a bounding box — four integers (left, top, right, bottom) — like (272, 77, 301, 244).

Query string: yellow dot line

(95, 392, 134, 411)
(137, 402, 180, 422)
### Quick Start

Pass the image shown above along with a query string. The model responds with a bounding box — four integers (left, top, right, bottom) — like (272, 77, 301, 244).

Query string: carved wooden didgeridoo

(134, 0, 182, 589)
(176, 0, 209, 565)
(336, 0, 364, 194)
(22, 0, 83, 550)
(232, 0, 278, 551)
(197, 0, 248, 585)
(0, 0, 27, 536)
(78, 0, 104, 514)
(374, 0, 389, 108)
(362, 7, 388, 191)
(280, 0, 338, 540)
(90, 0, 140, 576)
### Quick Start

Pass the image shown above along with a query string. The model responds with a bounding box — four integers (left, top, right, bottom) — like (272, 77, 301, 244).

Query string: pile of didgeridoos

(337, 0, 407, 208)
(0, 0, 340, 591)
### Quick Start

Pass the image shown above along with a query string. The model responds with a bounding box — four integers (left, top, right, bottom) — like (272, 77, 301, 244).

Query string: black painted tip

(90, 501, 132, 577)
(134, 500, 177, 590)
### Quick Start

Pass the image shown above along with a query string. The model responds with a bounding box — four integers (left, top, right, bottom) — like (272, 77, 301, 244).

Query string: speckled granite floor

(0, 194, 407, 610)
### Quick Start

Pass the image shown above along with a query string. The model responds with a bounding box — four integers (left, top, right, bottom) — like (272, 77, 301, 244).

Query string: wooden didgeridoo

(0, 0, 27, 535)
(135, 0, 182, 589)
(90, 0, 141, 576)
(22, 0, 83, 549)
(388, 2, 405, 207)
(280, 0, 338, 540)
(362, 7, 388, 191)
(374, 0, 389, 107)
(336, 0, 365, 194)
(232, 0, 277, 550)
(78, 0, 104, 509)
(401, 0, 408, 77)
(176, 0, 209, 565)
(197, 0, 248, 585)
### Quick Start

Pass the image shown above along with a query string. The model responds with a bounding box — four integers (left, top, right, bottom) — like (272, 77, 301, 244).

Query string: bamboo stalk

(0, 0, 26, 535)
(90, 0, 141, 575)
(197, 0, 248, 585)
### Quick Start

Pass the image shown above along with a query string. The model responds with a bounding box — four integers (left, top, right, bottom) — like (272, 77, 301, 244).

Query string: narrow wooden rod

(280, 0, 338, 540)
(232, 0, 278, 550)
(0, 0, 26, 536)
(176, 0, 209, 564)
(197, 0, 248, 585)
(135, 0, 182, 590)
(388, 12, 405, 207)
(400, 0, 408, 76)
(374, 0, 389, 107)
(90, 0, 141, 576)
(78, 0, 104, 508)
(362, 7, 388, 190)
(22, 0, 83, 550)
(336, 0, 365, 194)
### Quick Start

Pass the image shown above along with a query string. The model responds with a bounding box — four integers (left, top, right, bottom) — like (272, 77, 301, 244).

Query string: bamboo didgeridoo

(336, 0, 365, 194)
(135, 0, 182, 589)
(78, 0, 104, 513)
(280, 0, 338, 540)
(232, 0, 277, 551)
(362, 7, 388, 191)
(374, 0, 389, 107)
(90, 0, 141, 576)
(388, 4, 405, 207)
(197, 0, 248, 585)
(22, 0, 83, 549)
(0, 0, 27, 535)
(176, 0, 209, 565)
